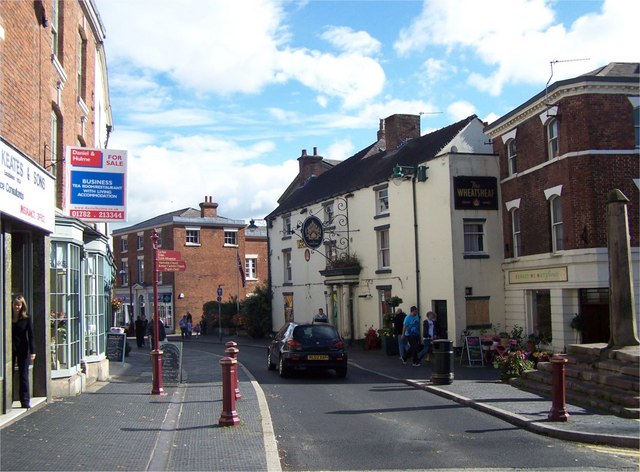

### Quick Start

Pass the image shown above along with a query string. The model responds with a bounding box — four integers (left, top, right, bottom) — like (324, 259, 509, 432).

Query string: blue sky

(95, 0, 638, 228)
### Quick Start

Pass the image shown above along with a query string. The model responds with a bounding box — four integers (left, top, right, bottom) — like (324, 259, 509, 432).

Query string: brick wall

(497, 93, 639, 258)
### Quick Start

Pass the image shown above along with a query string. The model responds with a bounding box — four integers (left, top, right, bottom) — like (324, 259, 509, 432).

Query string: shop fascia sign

(0, 139, 55, 232)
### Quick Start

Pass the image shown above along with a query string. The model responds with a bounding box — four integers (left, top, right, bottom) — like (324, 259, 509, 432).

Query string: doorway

(580, 288, 610, 343)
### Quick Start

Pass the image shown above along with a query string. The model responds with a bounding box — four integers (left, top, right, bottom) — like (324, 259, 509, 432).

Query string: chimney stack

(297, 148, 323, 185)
(384, 114, 420, 151)
(200, 196, 218, 218)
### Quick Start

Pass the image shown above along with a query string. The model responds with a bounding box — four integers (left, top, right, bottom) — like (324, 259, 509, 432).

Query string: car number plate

(307, 354, 329, 360)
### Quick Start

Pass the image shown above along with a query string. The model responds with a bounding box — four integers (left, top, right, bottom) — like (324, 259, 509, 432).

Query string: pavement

(1, 335, 638, 471)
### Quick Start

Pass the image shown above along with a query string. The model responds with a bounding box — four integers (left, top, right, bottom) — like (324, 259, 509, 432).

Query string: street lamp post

(151, 229, 165, 395)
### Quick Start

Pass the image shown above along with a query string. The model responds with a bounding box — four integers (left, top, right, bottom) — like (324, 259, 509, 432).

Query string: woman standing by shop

(12, 295, 36, 409)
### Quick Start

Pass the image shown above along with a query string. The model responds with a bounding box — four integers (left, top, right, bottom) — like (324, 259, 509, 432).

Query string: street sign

(158, 259, 186, 272)
(217, 296, 222, 302)
(158, 249, 182, 261)
(217, 287, 223, 297)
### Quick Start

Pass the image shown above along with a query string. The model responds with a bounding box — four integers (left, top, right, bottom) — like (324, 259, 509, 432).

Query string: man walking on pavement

(401, 306, 421, 366)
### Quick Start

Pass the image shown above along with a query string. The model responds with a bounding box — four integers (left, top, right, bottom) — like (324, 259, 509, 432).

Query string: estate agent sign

(66, 146, 128, 222)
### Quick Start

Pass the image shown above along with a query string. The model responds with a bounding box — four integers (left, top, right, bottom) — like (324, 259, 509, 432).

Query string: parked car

(267, 322, 348, 378)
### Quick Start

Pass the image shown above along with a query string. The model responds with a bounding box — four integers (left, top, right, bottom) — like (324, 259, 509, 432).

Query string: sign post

(151, 229, 166, 395)
(217, 286, 223, 341)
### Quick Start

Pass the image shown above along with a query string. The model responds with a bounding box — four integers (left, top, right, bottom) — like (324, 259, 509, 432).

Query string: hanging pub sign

(453, 176, 498, 210)
(301, 215, 324, 249)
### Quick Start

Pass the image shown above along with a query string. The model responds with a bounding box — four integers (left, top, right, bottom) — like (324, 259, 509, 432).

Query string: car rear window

(293, 325, 339, 342)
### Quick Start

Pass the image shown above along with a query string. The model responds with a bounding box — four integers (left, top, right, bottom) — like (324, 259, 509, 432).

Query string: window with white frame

(282, 215, 292, 237)
(156, 229, 162, 248)
(324, 241, 338, 266)
(77, 31, 87, 101)
(376, 187, 389, 216)
(120, 260, 129, 285)
(185, 227, 200, 245)
(137, 232, 144, 250)
(463, 219, 486, 255)
(507, 139, 517, 175)
(283, 250, 292, 283)
(550, 196, 564, 252)
(121, 237, 128, 253)
(245, 256, 257, 280)
(224, 229, 238, 246)
(84, 253, 107, 358)
(377, 228, 390, 269)
(51, 0, 61, 57)
(324, 202, 334, 224)
(137, 258, 144, 284)
(511, 208, 521, 257)
(547, 119, 558, 159)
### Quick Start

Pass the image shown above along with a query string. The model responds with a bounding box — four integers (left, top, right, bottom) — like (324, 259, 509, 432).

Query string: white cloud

(447, 100, 476, 121)
(394, 0, 640, 95)
(325, 138, 355, 161)
(320, 26, 382, 56)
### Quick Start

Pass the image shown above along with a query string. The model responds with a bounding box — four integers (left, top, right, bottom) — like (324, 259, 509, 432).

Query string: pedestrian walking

(393, 308, 408, 359)
(135, 316, 146, 348)
(401, 306, 421, 366)
(11, 294, 36, 409)
(417, 311, 440, 363)
(186, 312, 193, 338)
(179, 315, 188, 339)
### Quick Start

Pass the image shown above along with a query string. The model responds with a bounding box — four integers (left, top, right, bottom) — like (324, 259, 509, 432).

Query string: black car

(267, 322, 348, 378)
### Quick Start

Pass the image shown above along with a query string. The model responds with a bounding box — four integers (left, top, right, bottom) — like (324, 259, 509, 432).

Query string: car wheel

(267, 350, 276, 370)
(278, 355, 289, 378)
(335, 366, 347, 378)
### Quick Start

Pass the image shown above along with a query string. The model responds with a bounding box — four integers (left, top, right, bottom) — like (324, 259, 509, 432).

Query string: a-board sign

(106, 332, 126, 363)
(461, 335, 483, 366)
(161, 342, 183, 385)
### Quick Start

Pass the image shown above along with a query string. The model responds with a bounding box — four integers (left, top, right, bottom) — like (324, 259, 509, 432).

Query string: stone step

(512, 375, 640, 419)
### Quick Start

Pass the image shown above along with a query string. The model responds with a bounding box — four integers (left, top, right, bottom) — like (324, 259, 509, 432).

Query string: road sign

(217, 296, 222, 302)
(158, 259, 186, 272)
(217, 287, 223, 297)
(158, 249, 182, 261)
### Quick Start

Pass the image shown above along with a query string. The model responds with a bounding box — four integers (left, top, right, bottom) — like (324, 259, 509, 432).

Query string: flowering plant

(377, 327, 393, 337)
(111, 297, 123, 311)
(493, 350, 534, 382)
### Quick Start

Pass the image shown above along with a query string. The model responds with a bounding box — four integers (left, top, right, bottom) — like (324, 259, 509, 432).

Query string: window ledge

(281, 235, 292, 240)
(223, 244, 239, 248)
(375, 268, 392, 274)
(374, 213, 390, 220)
(463, 253, 490, 259)
(185, 243, 201, 247)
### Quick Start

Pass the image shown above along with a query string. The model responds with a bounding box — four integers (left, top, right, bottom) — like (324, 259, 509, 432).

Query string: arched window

(506, 139, 517, 175)
(511, 208, 521, 257)
(547, 119, 558, 159)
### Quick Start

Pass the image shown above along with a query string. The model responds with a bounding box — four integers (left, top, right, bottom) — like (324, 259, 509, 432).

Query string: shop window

(284, 293, 294, 322)
(49, 242, 81, 376)
(84, 253, 107, 358)
(531, 290, 552, 342)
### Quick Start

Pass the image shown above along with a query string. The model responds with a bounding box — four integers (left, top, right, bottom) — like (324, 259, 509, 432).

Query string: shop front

(1, 138, 55, 414)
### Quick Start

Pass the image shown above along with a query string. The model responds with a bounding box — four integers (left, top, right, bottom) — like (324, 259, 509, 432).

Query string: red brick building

(111, 197, 267, 332)
(485, 62, 639, 350)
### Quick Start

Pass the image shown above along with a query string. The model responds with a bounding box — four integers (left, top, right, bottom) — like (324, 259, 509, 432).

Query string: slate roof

(111, 207, 246, 235)
(267, 114, 479, 219)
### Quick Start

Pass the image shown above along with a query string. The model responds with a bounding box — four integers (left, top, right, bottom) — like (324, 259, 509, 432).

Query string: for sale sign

(66, 146, 128, 222)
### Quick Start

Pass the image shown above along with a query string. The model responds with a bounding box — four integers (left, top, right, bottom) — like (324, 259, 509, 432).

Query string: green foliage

(329, 252, 362, 269)
(385, 296, 403, 308)
(493, 351, 534, 382)
(241, 285, 272, 338)
(509, 324, 524, 347)
(570, 313, 585, 332)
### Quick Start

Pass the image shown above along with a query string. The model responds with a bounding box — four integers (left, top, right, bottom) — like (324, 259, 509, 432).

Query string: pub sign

(453, 176, 498, 210)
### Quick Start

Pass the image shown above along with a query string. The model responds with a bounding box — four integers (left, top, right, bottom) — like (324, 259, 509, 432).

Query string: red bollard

(219, 357, 240, 426)
(225, 346, 242, 400)
(548, 354, 570, 422)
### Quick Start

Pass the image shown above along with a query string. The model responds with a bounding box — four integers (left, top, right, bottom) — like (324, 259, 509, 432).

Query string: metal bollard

(548, 354, 570, 422)
(218, 357, 240, 426)
(225, 346, 242, 400)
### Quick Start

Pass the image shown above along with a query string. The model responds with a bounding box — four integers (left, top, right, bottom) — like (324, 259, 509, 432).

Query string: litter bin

(431, 339, 454, 385)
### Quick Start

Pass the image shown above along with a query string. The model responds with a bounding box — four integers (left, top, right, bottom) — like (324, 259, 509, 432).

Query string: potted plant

(493, 350, 534, 382)
(377, 327, 397, 356)
(320, 252, 362, 277)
